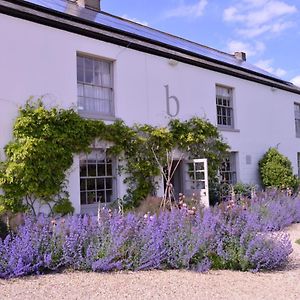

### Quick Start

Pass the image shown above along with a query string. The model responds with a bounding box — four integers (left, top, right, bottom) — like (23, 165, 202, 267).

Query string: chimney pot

(84, 0, 101, 11)
(234, 51, 246, 61)
(74, 0, 101, 11)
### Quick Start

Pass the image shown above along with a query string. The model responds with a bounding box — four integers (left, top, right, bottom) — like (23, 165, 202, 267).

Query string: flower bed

(0, 191, 299, 279)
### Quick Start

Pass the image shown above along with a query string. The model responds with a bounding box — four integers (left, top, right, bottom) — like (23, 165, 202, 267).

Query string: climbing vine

(0, 99, 229, 214)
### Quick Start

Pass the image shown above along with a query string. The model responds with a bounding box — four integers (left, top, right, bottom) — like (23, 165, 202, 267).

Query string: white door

(183, 158, 209, 207)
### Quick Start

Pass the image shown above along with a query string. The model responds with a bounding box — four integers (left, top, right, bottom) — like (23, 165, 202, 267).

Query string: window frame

(79, 148, 116, 209)
(297, 152, 300, 178)
(77, 53, 115, 120)
(216, 85, 235, 129)
(219, 152, 237, 185)
(294, 102, 300, 138)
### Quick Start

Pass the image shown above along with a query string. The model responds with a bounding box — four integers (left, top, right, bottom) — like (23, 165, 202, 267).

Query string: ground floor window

(220, 152, 237, 184)
(79, 149, 115, 206)
(298, 153, 300, 178)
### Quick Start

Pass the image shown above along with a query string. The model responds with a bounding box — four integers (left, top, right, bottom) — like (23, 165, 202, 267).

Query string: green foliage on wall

(0, 100, 104, 215)
(0, 99, 229, 213)
(259, 147, 299, 191)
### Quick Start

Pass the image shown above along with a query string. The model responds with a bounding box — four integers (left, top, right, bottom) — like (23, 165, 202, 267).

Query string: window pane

(88, 164, 97, 177)
(106, 163, 112, 176)
(80, 179, 86, 191)
(99, 191, 105, 203)
(78, 84, 84, 97)
(77, 56, 84, 82)
(85, 58, 93, 84)
(195, 181, 205, 189)
(195, 162, 204, 171)
(97, 178, 105, 190)
(87, 192, 96, 204)
(94, 60, 102, 85)
(85, 85, 96, 98)
(106, 178, 112, 189)
(106, 190, 112, 203)
(80, 192, 87, 205)
(195, 172, 205, 180)
(80, 165, 87, 177)
(97, 164, 105, 176)
(295, 104, 300, 136)
(87, 178, 96, 191)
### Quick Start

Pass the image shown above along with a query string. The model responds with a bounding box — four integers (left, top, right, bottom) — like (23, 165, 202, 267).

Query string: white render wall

(1, 13, 300, 213)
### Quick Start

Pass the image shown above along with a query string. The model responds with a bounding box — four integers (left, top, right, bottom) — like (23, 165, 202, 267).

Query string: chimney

(234, 51, 246, 61)
(76, 0, 101, 12)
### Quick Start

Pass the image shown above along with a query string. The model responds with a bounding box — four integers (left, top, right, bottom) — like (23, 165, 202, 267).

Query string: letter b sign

(164, 85, 180, 117)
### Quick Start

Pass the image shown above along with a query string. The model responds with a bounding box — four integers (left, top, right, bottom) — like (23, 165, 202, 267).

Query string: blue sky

(101, 0, 300, 85)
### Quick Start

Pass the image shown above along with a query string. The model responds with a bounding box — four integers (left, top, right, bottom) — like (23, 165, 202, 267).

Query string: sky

(101, 0, 300, 86)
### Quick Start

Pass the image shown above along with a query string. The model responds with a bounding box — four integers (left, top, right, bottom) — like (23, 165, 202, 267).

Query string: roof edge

(1, 0, 300, 95)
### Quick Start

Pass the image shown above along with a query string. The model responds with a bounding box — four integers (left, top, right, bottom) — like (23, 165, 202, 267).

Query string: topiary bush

(259, 148, 299, 191)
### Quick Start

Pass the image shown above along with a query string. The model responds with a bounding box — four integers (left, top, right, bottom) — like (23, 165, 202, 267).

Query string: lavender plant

(0, 191, 298, 279)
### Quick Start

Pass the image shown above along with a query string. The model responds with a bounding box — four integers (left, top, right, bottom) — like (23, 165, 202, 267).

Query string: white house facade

(1, 0, 300, 213)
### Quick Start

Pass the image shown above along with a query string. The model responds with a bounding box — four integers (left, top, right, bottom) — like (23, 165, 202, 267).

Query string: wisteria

(0, 191, 299, 279)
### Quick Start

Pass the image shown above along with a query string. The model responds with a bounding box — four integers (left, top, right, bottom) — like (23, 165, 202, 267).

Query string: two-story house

(1, 0, 300, 213)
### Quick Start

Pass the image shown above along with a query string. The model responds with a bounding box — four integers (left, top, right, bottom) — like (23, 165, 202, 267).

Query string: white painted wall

(1, 13, 300, 212)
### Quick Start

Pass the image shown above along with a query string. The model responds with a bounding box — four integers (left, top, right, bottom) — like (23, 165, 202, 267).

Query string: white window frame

(220, 152, 237, 184)
(294, 103, 300, 138)
(77, 54, 114, 120)
(216, 85, 234, 129)
(297, 152, 300, 178)
(79, 148, 116, 210)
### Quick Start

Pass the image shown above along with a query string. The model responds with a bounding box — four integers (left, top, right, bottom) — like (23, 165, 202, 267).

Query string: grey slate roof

(1, 0, 299, 92)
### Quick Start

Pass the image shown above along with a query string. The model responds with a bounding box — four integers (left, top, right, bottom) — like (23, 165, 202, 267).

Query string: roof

(1, 0, 300, 94)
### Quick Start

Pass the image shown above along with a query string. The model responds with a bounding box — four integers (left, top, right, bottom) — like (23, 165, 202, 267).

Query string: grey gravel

(1, 223, 300, 300)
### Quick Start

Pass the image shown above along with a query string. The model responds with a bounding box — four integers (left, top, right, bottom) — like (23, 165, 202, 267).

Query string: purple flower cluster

(0, 191, 299, 278)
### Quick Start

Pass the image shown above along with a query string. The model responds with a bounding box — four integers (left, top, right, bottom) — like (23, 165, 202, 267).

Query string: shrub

(259, 148, 299, 191)
(52, 198, 74, 216)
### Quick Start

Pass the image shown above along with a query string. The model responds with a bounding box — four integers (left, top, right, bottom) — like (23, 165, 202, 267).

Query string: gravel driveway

(1, 223, 300, 300)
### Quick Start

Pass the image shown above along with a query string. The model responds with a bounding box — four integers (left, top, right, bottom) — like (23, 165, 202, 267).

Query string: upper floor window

(220, 152, 237, 185)
(77, 55, 114, 119)
(295, 103, 300, 137)
(216, 86, 234, 128)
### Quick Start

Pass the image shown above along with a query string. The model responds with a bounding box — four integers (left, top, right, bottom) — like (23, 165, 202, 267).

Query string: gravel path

(1, 224, 300, 300)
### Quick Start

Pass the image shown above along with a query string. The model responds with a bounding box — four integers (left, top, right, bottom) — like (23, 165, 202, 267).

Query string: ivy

(0, 99, 229, 214)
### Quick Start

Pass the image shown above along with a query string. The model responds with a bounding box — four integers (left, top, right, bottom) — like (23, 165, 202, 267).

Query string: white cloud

(165, 0, 208, 18)
(223, 0, 297, 38)
(255, 59, 287, 77)
(237, 21, 294, 38)
(227, 40, 265, 57)
(291, 76, 300, 87)
(121, 15, 148, 26)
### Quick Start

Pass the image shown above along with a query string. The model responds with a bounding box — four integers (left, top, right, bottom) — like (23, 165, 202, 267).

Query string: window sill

(218, 127, 240, 133)
(78, 112, 116, 122)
